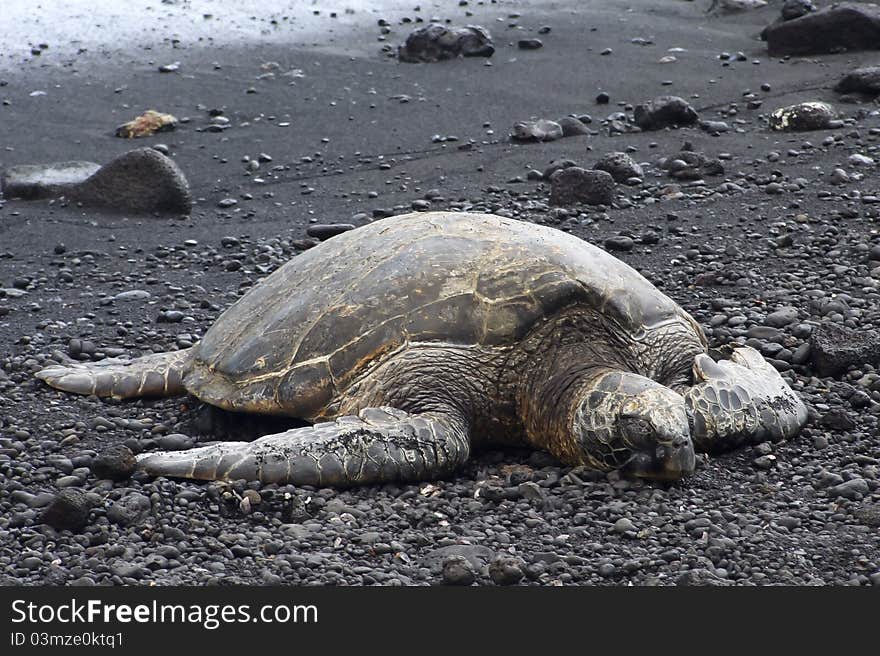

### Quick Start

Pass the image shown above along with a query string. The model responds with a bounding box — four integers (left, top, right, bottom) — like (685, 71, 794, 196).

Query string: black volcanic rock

(810, 323, 880, 377)
(91, 445, 137, 481)
(398, 24, 494, 63)
(72, 148, 192, 214)
(835, 66, 880, 96)
(763, 3, 880, 56)
(549, 167, 616, 206)
(633, 96, 699, 130)
(39, 489, 96, 532)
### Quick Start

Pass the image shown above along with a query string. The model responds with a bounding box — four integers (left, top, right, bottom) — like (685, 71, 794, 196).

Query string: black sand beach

(0, 0, 878, 585)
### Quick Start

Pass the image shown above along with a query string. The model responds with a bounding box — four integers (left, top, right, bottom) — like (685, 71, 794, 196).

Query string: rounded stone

(782, 0, 815, 21)
(39, 489, 94, 532)
(613, 517, 637, 533)
(510, 119, 564, 142)
(72, 148, 192, 214)
(604, 236, 635, 252)
(768, 102, 837, 132)
(633, 96, 699, 130)
(765, 307, 799, 328)
(441, 555, 476, 585)
(518, 39, 543, 50)
(594, 152, 644, 183)
(398, 24, 494, 63)
(90, 445, 137, 481)
(488, 555, 525, 585)
(549, 167, 616, 206)
(542, 159, 578, 181)
(557, 116, 590, 137)
(835, 66, 880, 95)
(306, 224, 357, 240)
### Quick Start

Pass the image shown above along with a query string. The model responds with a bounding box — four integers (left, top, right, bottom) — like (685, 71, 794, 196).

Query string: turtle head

(616, 387, 694, 481)
(572, 378, 695, 481)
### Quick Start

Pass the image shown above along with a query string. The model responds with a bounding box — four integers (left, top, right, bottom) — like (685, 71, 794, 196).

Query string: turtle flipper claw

(684, 347, 807, 452)
(729, 345, 772, 372)
(692, 353, 729, 382)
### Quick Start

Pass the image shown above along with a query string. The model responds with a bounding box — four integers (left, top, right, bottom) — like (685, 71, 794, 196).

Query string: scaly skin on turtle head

(571, 372, 695, 481)
(616, 387, 695, 481)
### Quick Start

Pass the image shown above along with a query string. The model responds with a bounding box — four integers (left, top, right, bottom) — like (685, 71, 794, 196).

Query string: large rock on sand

(72, 148, 191, 213)
(763, 3, 880, 56)
(810, 322, 880, 377)
(549, 168, 616, 206)
(398, 24, 494, 63)
(768, 102, 839, 132)
(835, 66, 880, 96)
(510, 119, 564, 142)
(593, 152, 643, 183)
(633, 96, 699, 131)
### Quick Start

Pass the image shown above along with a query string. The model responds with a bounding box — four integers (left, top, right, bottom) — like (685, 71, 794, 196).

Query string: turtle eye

(621, 414, 651, 432)
(630, 419, 652, 435)
(621, 416, 654, 446)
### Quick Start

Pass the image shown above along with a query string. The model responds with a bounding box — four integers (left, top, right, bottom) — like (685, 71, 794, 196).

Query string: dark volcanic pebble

(633, 96, 699, 130)
(765, 307, 799, 328)
(549, 167, 615, 206)
(90, 445, 137, 481)
(828, 479, 869, 501)
(593, 152, 643, 183)
(488, 555, 525, 585)
(107, 493, 152, 527)
(835, 67, 880, 96)
(557, 117, 590, 137)
(39, 489, 95, 532)
(518, 39, 543, 50)
(660, 150, 724, 180)
(306, 224, 356, 240)
(604, 235, 635, 252)
(781, 0, 815, 21)
(441, 556, 477, 585)
(543, 159, 578, 180)
(819, 408, 856, 431)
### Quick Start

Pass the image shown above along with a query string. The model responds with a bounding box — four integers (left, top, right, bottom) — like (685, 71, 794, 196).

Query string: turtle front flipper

(136, 406, 471, 486)
(683, 346, 808, 451)
(35, 349, 192, 399)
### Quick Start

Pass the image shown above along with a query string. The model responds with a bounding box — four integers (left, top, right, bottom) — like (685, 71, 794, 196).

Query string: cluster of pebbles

(3, 124, 880, 584)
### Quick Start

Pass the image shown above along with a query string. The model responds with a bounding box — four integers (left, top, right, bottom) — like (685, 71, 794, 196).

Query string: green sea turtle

(36, 212, 807, 486)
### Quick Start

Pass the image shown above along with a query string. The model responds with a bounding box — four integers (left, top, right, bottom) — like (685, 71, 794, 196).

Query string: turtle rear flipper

(35, 349, 192, 399)
(684, 346, 807, 451)
(136, 406, 471, 486)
